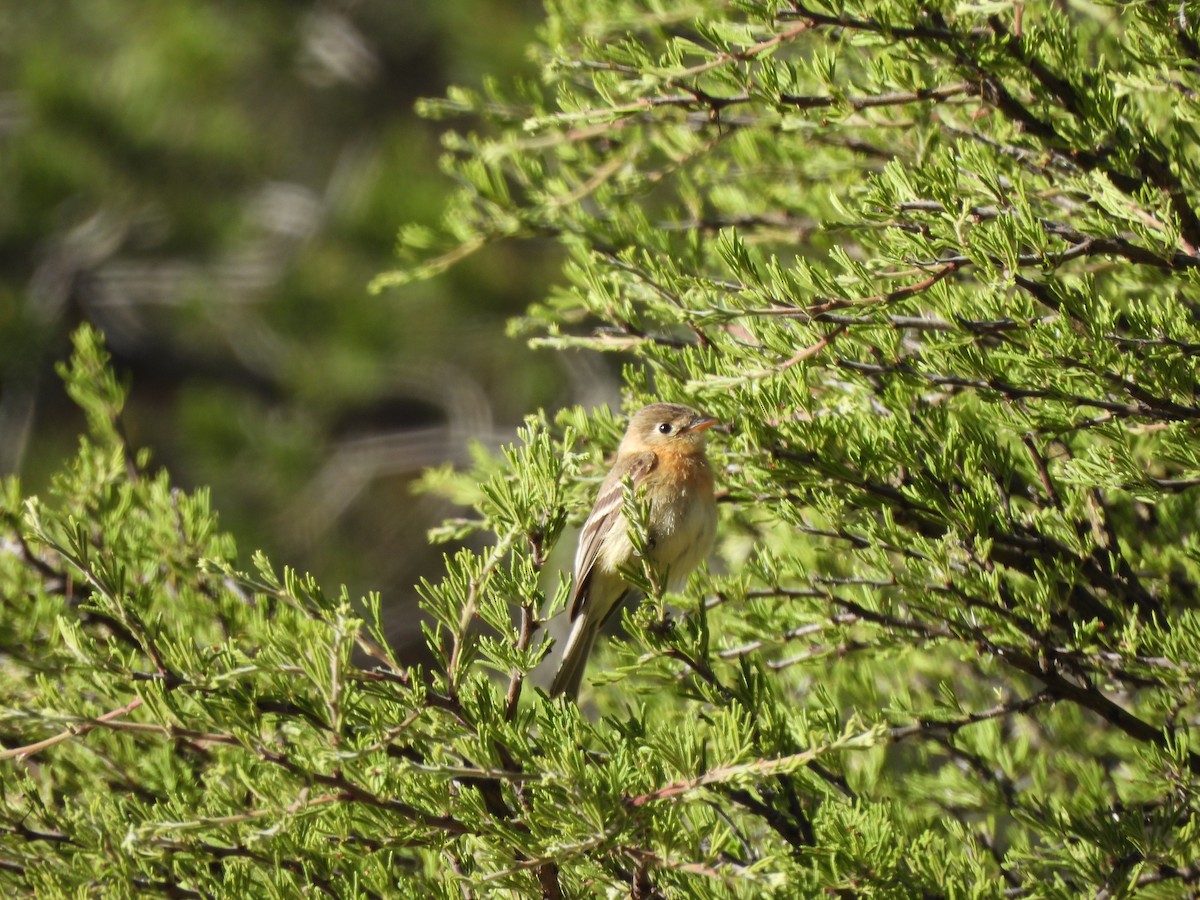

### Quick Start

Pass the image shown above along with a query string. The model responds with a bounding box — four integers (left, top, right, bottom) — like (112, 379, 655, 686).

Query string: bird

(549, 402, 719, 699)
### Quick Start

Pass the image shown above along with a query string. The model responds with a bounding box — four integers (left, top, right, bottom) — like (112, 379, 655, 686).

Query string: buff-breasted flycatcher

(549, 403, 718, 698)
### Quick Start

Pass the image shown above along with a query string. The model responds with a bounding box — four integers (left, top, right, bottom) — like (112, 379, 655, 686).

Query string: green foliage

(0, 0, 557, 628)
(7, 1, 1200, 896)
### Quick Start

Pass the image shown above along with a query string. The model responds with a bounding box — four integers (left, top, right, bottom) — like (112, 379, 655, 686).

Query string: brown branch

(0, 696, 144, 761)
(753, 308, 1043, 337)
(778, 323, 847, 371)
(63, 716, 240, 748)
(505, 601, 537, 721)
(994, 648, 1200, 775)
(1106, 333, 1200, 356)
(720, 786, 813, 850)
(664, 21, 812, 84)
(894, 201, 1200, 270)
(0, 820, 73, 845)
(258, 748, 474, 836)
(625, 732, 872, 809)
(837, 358, 1196, 422)
(716, 612, 860, 659)
(1021, 434, 1062, 508)
(779, 4, 965, 41)
(888, 691, 1053, 742)
(778, 81, 974, 111)
(148, 838, 348, 899)
(1135, 862, 1200, 890)
(807, 261, 960, 315)
(767, 639, 870, 669)
(538, 862, 564, 900)
(747, 586, 952, 642)
(631, 860, 663, 899)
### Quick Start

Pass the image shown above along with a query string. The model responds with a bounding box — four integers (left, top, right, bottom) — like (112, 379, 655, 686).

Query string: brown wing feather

(568, 450, 658, 620)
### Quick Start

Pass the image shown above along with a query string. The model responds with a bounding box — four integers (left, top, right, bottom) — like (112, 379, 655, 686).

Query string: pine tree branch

(0, 526, 144, 651)
(779, 4, 966, 41)
(505, 600, 537, 721)
(1105, 333, 1200, 356)
(787, 2, 1200, 250)
(0, 820, 72, 845)
(767, 638, 872, 670)
(888, 690, 1053, 741)
(260, 748, 474, 836)
(31, 525, 175, 680)
(640, 82, 974, 115)
(942, 123, 1083, 179)
(149, 838, 351, 899)
(448, 532, 515, 696)
(837, 358, 1200, 423)
(747, 586, 953, 643)
(623, 846, 756, 886)
(780, 310, 1044, 336)
(630, 859, 663, 899)
(0, 696, 144, 762)
(626, 730, 879, 809)
(663, 21, 813, 83)
(716, 612, 859, 659)
(948, 18, 1200, 251)
(977, 827, 1025, 890)
(995, 649, 1200, 775)
(985, 14, 1086, 117)
(807, 262, 960, 315)
(54, 716, 239, 749)
(1135, 862, 1200, 890)
(779, 82, 975, 111)
(893, 201, 1200, 270)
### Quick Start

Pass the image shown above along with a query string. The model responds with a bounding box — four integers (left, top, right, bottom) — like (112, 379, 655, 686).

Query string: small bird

(549, 403, 719, 699)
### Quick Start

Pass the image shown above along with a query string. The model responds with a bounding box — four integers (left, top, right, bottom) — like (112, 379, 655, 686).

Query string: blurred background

(0, 0, 608, 658)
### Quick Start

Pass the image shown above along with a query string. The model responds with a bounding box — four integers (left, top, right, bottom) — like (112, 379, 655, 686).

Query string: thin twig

(0, 696, 144, 761)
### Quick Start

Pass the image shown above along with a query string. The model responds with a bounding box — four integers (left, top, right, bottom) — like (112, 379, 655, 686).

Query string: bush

(5, 1, 1200, 895)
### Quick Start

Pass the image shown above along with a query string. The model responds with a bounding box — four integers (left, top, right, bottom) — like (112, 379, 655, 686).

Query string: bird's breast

(646, 456, 717, 591)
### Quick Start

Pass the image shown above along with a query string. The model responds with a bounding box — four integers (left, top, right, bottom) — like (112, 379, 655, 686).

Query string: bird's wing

(569, 450, 658, 620)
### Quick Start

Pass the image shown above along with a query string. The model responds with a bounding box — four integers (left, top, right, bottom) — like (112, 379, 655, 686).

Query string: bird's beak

(684, 416, 718, 433)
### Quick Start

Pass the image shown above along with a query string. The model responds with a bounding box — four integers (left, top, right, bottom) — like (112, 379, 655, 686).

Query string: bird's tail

(549, 619, 597, 699)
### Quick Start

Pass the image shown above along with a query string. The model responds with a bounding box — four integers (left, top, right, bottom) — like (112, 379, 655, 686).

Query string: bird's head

(619, 402, 718, 455)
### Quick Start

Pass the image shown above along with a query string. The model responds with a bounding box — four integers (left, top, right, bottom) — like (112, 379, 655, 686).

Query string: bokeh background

(0, 1, 608, 657)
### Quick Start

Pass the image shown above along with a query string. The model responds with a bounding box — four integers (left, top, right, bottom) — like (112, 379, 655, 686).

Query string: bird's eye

(657, 422, 672, 434)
